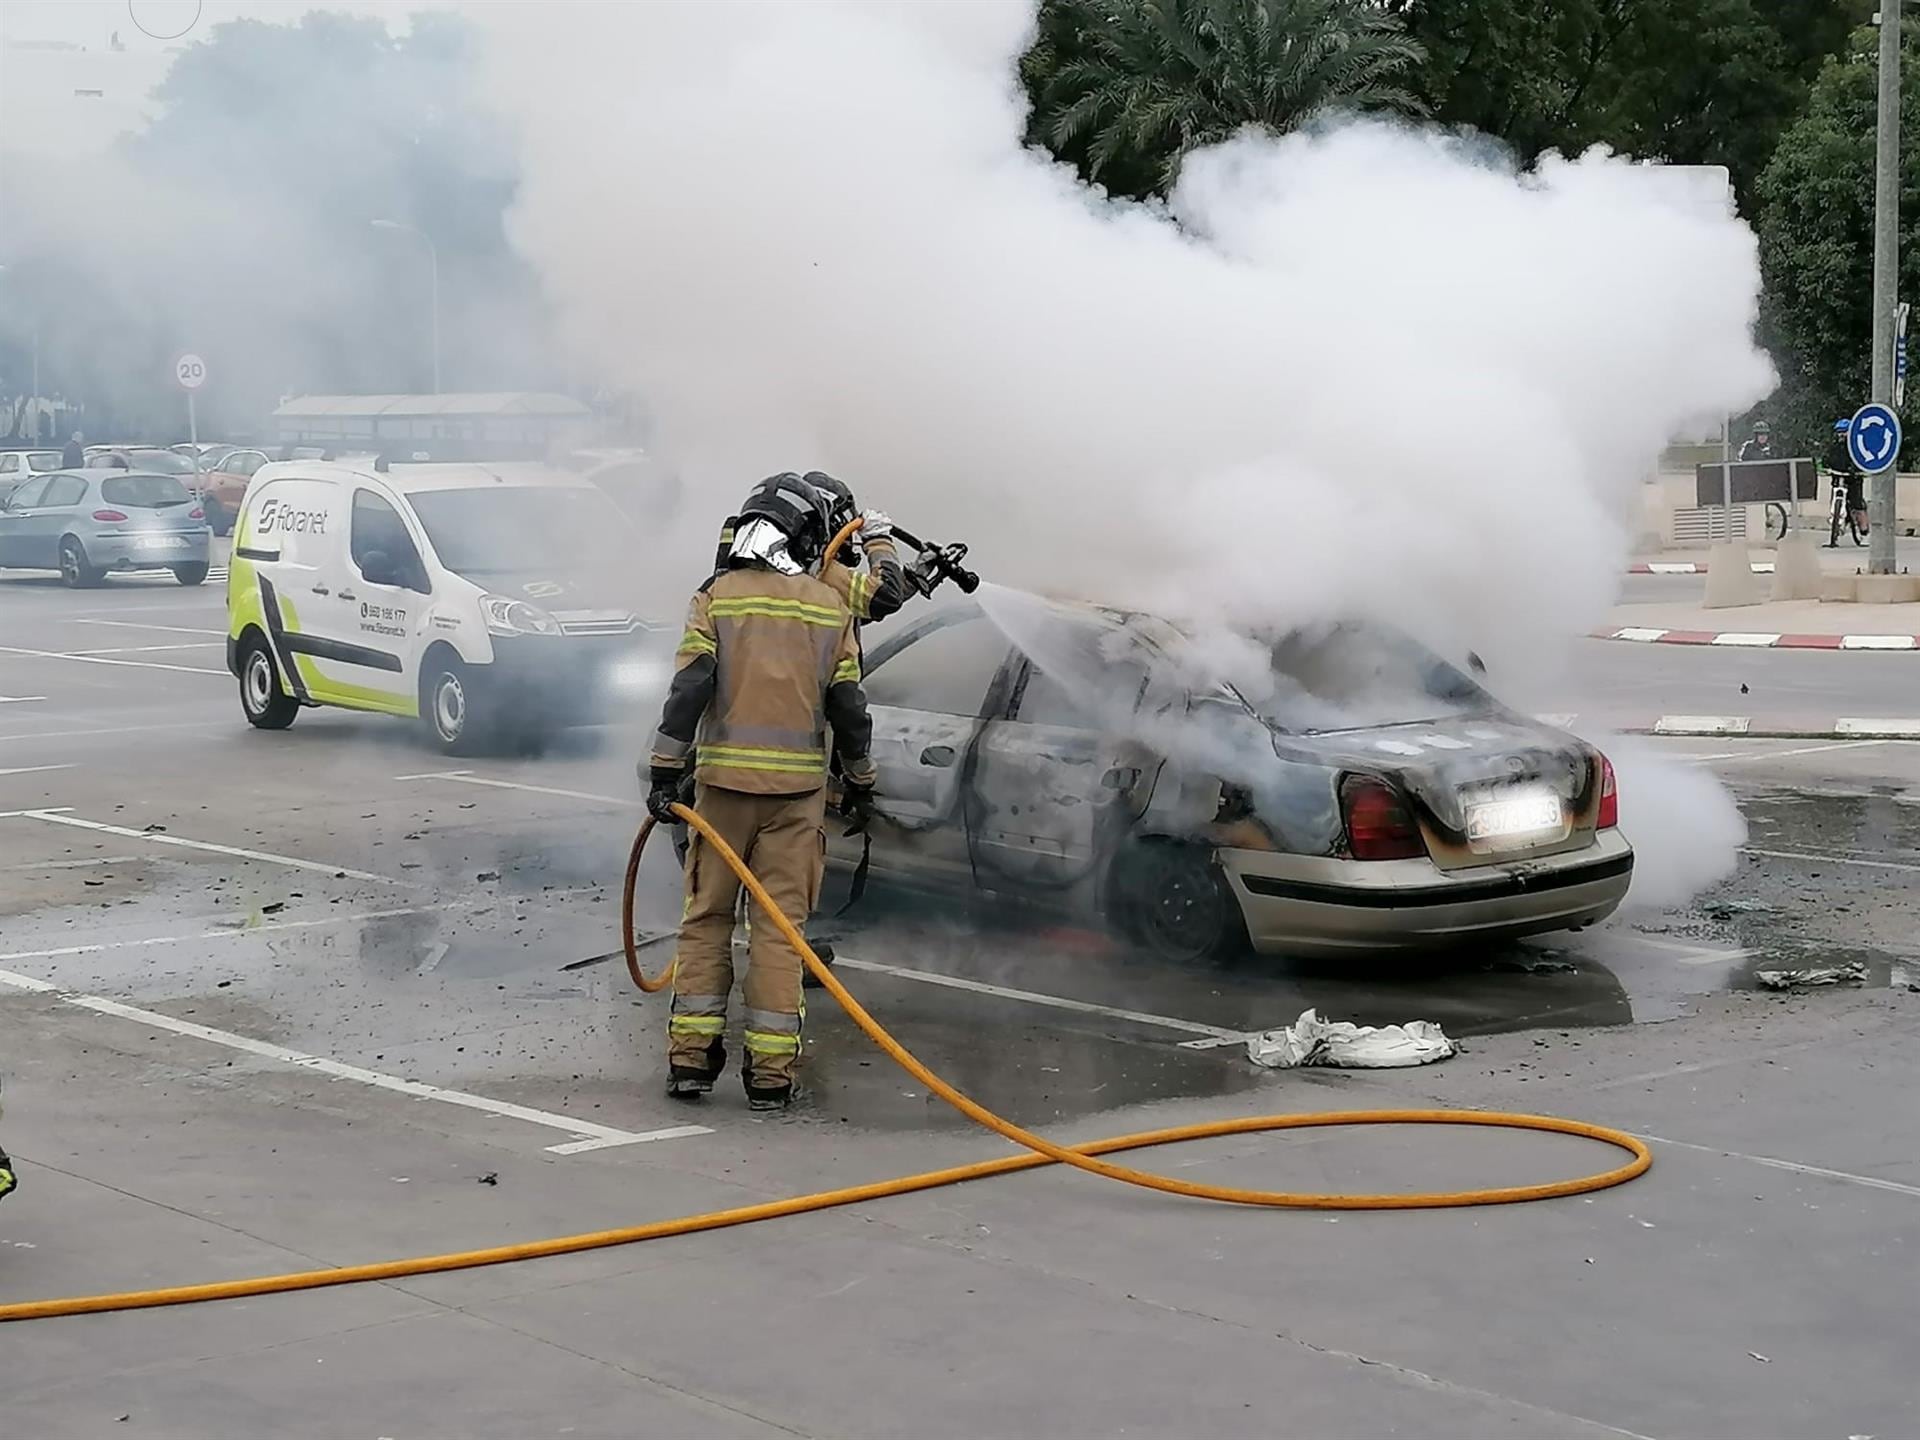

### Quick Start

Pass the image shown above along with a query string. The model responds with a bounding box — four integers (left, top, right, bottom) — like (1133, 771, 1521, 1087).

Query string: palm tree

(1027, 0, 1429, 199)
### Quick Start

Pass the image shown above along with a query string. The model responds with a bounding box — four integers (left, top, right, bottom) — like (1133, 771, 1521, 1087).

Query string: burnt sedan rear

(839, 596, 1631, 961)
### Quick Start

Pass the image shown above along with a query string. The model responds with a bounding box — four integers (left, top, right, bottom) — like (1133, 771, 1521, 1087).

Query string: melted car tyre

(1112, 841, 1247, 964)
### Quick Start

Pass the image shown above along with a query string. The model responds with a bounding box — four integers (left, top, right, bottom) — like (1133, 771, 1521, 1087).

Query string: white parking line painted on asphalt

(65, 641, 225, 655)
(8, 809, 416, 886)
(69, 618, 227, 637)
(397, 768, 639, 808)
(832, 954, 1246, 1042)
(0, 720, 226, 744)
(0, 853, 142, 873)
(0, 964, 709, 1155)
(0, 695, 46, 704)
(1687, 740, 1888, 765)
(1743, 845, 1920, 876)
(0, 764, 75, 778)
(0, 642, 225, 676)
(0, 902, 464, 964)
(1643, 1133, 1920, 1200)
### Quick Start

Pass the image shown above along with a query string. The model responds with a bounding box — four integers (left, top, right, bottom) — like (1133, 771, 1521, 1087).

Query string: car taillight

(1338, 775, 1424, 861)
(1596, 753, 1618, 829)
(92, 509, 128, 522)
(188, 506, 205, 519)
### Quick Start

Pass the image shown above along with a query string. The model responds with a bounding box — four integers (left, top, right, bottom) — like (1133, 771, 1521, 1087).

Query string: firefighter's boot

(666, 1039, 727, 1100)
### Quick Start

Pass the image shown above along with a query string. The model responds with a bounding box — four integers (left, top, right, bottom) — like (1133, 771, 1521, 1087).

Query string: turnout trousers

(668, 782, 828, 1086)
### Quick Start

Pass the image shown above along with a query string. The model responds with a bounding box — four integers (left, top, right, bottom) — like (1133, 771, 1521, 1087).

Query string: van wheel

(422, 656, 489, 755)
(1110, 841, 1247, 964)
(239, 636, 299, 729)
(59, 537, 103, 588)
(172, 563, 209, 586)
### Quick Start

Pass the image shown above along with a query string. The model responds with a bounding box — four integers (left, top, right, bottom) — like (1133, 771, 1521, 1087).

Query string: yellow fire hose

(0, 804, 1649, 1324)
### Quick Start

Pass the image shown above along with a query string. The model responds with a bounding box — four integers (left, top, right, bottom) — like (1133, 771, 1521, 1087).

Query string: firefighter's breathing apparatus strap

(0, 803, 1650, 1325)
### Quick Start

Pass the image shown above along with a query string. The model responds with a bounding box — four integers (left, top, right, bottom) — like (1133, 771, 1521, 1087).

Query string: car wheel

(239, 636, 299, 730)
(172, 562, 210, 587)
(1111, 841, 1247, 964)
(58, 536, 102, 589)
(422, 657, 489, 755)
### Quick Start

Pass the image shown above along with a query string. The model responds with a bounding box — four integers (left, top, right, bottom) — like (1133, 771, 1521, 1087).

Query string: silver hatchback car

(0, 468, 213, 587)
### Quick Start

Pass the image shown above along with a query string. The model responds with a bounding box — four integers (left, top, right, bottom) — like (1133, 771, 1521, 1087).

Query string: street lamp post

(1870, 0, 1902, 574)
(370, 220, 441, 395)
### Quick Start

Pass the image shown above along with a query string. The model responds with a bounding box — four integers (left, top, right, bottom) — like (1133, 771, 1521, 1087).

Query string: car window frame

(5, 476, 50, 510)
(38, 475, 88, 509)
(860, 605, 1019, 720)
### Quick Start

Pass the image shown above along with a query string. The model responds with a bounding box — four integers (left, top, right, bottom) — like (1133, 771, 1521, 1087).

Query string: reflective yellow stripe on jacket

(696, 743, 827, 777)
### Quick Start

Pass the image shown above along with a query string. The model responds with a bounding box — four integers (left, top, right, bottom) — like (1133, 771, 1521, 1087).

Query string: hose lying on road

(0, 804, 1650, 1324)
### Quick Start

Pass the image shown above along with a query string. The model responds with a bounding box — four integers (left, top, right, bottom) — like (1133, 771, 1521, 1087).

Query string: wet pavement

(6, 568, 1920, 1436)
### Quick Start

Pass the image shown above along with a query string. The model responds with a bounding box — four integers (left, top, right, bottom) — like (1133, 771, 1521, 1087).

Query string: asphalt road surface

(4, 564, 1919, 1438)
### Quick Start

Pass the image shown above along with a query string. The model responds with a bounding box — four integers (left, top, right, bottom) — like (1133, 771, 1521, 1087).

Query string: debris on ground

(1754, 961, 1867, 991)
(1702, 899, 1774, 920)
(475, 871, 500, 882)
(1246, 1009, 1455, 1069)
(477, 1172, 498, 1186)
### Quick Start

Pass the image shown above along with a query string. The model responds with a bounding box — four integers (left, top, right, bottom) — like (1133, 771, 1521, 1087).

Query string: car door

(332, 486, 432, 707)
(964, 640, 1163, 896)
(853, 606, 1016, 883)
(0, 476, 49, 566)
(23, 474, 87, 569)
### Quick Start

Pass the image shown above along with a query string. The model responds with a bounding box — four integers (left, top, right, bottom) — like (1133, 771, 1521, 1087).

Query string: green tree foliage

(1387, 0, 1869, 204)
(1024, 0, 1428, 200)
(1754, 21, 1920, 461)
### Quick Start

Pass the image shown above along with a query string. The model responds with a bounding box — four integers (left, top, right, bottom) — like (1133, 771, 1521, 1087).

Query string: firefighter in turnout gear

(712, 472, 911, 626)
(803, 470, 912, 626)
(648, 473, 878, 1110)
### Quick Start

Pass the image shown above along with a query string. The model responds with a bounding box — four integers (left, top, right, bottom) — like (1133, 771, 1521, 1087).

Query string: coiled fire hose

(0, 803, 1648, 1324)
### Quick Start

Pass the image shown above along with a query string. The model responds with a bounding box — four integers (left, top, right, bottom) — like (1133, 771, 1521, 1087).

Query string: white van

(226, 459, 659, 752)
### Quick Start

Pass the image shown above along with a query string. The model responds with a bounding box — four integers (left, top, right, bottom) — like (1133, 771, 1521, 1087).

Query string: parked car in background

(0, 468, 212, 587)
(198, 447, 273, 535)
(0, 449, 62, 485)
(837, 596, 1631, 962)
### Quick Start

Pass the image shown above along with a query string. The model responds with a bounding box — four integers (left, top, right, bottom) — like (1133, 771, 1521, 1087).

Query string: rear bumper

(89, 530, 211, 570)
(1221, 830, 1634, 956)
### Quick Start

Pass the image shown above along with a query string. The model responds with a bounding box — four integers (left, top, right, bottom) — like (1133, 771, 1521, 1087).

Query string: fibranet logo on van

(254, 497, 328, 535)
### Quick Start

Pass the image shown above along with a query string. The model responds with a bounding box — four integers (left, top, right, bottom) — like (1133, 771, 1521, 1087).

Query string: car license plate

(1465, 791, 1564, 844)
(135, 536, 185, 549)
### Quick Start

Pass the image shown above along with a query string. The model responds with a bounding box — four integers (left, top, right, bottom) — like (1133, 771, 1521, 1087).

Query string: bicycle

(1827, 470, 1869, 548)
(1763, 502, 1790, 542)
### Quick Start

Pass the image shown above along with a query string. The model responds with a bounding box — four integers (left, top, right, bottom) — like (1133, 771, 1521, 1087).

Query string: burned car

(837, 594, 1631, 961)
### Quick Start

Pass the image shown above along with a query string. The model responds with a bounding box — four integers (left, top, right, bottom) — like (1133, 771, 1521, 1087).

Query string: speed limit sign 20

(174, 353, 208, 390)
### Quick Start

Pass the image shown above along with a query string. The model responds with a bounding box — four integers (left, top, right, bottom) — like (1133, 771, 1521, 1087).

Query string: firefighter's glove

(859, 509, 895, 542)
(647, 767, 689, 824)
(840, 778, 877, 836)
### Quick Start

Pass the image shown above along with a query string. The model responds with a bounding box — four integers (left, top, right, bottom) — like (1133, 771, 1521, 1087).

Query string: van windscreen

(408, 486, 633, 575)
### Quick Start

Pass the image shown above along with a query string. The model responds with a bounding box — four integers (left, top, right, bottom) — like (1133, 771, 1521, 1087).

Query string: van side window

(351, 489, 425, 588)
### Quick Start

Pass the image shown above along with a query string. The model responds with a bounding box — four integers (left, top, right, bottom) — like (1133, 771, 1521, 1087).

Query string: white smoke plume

(480, 0, 1771, 666)
(480, 1, 1772, 908)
